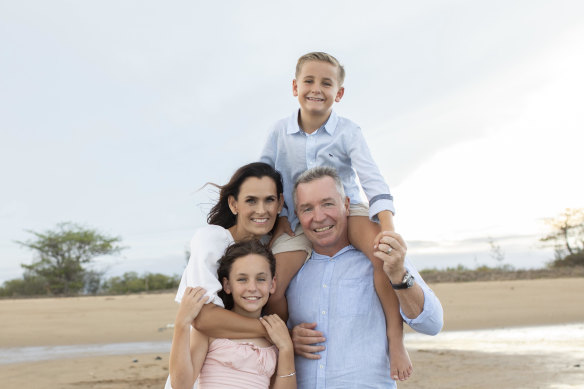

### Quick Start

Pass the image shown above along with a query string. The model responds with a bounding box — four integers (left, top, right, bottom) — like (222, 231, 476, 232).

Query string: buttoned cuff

(400, 286, 442, 336)
(369, 198, 395, 222)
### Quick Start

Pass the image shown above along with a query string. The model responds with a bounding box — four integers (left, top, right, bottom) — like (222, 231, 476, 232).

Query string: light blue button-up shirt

(260, 110, 395, 231)
(286, 245, 443, 388)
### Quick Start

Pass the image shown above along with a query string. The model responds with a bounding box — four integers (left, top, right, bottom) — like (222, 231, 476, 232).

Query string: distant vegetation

(420, 264, 584, 283)
(540, 208, 584, 268)
(422, 207, 584, 283)
(2, 209, 583, 296)
(1, 223, 180, 298)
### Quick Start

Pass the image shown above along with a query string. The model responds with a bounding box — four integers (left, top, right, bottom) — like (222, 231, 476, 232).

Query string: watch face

(406, 276, 414, 287)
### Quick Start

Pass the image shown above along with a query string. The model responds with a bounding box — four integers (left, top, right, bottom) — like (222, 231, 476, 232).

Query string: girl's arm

(194, 303, 269, 339)
(260, 315, 296, 389)
(170, 287, 210, 389)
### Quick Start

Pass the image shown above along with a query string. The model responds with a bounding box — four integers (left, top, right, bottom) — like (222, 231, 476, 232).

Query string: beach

(1, 278, 584, 388)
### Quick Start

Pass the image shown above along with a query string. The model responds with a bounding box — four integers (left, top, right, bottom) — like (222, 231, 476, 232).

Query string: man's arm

(373, 231, 444, 335)
(193, 303, 269, 339)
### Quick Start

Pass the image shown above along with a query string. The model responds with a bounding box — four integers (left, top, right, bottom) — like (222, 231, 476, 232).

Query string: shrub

(549, 251, 584, 268)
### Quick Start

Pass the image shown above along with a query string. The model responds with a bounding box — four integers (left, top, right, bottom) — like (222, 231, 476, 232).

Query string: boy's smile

(293, 60, 344, 122)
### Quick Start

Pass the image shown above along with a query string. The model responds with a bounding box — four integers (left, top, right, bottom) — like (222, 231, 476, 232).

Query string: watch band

(390, 271, 415, 290)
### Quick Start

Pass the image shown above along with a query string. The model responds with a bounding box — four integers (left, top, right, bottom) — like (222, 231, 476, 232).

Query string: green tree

(16, 222, 124, 295)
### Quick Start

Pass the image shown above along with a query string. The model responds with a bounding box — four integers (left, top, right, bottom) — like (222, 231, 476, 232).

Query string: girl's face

(228, 176, 282, 241)
(222, 254, 276, 318)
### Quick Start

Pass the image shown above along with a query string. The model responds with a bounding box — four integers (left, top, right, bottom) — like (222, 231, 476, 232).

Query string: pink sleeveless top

(198, 338, 278, 388)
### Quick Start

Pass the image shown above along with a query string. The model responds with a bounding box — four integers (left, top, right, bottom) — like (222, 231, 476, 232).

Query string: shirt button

(320, 364, 324, 369)
(323, 284, 327, 288)
(321, 310, 326, 315)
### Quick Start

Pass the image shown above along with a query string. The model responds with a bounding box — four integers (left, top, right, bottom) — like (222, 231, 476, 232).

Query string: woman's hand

(259, 314, 293, 352)
(268, 216, 294, 248)
(175, 287, 209, 328)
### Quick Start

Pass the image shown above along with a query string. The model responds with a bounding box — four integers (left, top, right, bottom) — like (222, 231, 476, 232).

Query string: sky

(1, 0, 583, 284)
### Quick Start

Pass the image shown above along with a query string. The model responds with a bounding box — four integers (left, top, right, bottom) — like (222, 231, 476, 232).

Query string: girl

(170, 240, 296, 389)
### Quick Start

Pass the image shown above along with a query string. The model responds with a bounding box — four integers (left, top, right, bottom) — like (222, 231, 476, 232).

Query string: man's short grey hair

(293, 166, 345, 207)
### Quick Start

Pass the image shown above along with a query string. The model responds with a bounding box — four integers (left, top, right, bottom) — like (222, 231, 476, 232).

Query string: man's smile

(314, 225, 333, 232)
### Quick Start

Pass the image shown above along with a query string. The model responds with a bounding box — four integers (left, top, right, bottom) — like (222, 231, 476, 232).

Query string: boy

(260, 52, 411, 381)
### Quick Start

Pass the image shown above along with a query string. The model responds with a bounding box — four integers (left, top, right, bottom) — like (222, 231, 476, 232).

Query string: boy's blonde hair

(295, 52, 345, 86)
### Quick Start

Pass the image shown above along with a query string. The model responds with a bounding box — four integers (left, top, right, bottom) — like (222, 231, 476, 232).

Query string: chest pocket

(335, 279, 373, 317)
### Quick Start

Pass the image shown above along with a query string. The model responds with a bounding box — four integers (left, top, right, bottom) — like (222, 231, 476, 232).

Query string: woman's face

(222, 253, 276, 318)
(228, 176, 282, 240)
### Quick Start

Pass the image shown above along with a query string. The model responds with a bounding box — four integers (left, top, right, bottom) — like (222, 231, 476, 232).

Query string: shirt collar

(286, 109, 339, 135)
(310, 244, 355, 261)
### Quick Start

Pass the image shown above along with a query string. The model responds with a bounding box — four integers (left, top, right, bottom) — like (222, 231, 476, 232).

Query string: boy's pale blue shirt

(260, 110, 395, 231)
(286, 245, 443, 388)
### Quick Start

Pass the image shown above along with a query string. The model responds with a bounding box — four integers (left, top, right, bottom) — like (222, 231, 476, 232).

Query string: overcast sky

(1, 1, 583, 283)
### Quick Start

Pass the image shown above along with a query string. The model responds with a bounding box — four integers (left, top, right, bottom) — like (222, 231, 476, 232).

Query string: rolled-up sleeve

(346, 128, 395, 220)
(174, 226, 233, 307)
(400, 259, 444, 335)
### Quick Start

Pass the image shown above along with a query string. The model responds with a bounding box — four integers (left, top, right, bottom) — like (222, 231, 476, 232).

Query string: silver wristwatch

(390, 271, 415, 290)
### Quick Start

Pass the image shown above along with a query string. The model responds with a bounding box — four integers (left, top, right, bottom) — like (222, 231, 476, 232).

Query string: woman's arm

(261, 315, 296, 389)
(169, 287, 209, 389)
(194, 303, 269, 339)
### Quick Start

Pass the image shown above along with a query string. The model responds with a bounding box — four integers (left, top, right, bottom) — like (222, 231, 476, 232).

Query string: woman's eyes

(245, 197, 275, 204)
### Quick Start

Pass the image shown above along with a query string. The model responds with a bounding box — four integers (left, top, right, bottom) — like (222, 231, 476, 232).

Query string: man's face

(295, 176, 350, 257)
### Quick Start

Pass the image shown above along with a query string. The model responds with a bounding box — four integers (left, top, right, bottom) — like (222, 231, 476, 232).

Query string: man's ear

(269, 276, 277, 295)
(228, 195, 237, 216)
(222, 277, 232, 295)
(292, 79, 299, 97)
(278, 194, 284, 214)
(335, 86, 345, 102)
(344, 196, 350, 213)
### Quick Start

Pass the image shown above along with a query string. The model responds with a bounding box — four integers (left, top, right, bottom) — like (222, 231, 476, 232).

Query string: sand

(1, 278, 584, 388)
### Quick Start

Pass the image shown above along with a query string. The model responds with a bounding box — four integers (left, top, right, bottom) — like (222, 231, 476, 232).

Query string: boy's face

(293, 60, 344, 118)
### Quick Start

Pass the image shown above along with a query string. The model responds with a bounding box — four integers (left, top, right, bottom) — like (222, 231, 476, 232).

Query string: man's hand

(373, 231, 408, 284)
(291, 322, 326, 359)
(268, 216, 295, 248)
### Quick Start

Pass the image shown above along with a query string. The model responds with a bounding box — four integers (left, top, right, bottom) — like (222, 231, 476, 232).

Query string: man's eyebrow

(321, 197, 336, 202)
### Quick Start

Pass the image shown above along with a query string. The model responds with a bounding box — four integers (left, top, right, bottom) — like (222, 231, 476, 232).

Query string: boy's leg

(265, 226, 311, 322)
(348, 215, 413, 381)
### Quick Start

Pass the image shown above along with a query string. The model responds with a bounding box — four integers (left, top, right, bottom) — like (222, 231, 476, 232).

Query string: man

(286, 166, 443, 388)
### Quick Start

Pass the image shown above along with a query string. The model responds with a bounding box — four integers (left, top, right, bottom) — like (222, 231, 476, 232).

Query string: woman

(175, 162, 284, 307)
(165, 162, 285, 389)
